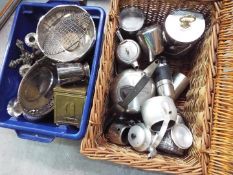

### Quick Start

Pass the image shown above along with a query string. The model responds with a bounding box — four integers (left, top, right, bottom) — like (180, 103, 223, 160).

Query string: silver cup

(171, 123, 193, 149)
(173, 73, 189, 100)
(137, 25, 164, 62)
(56, 63, 90, 85)
(119, 7, 145, 34)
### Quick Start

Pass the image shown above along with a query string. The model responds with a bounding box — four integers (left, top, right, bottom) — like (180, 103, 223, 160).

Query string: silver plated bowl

(18, 58, 57, 118)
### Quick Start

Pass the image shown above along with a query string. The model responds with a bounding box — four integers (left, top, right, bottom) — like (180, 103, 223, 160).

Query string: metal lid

(171, 123, 193, 149)
(119, 7, 145, 33)
(117, 40, 140, 66)
(128, 123, 151, 151)
(165, 10, 205, 43)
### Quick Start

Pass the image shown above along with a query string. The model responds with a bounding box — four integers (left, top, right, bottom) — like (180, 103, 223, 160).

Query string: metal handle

(151, 117, 169, 149)
(16, 130, 55, 143)
(179, 15, 196, 29)
(116, 30, 124, 42)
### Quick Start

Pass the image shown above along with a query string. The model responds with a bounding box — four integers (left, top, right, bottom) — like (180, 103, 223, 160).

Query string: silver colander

(36, 5, 96, 62)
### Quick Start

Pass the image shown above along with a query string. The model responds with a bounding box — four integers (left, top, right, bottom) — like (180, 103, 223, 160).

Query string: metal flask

(111, 62, 157, 114)
(119, 7, 145, 34)
(154, 58, 175, 99)
(164, 10, 206, 57)
(137, 24, 164, 62)
(116, 30, 141, 68)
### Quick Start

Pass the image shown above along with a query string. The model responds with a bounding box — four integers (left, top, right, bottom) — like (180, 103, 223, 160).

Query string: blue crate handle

(16, 130, 54, 143)
(47, 0, 83, 5)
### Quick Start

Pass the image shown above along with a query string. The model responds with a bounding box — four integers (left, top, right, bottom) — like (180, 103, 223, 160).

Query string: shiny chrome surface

(171, 123, 193, 149)
(156, 79, 175, 99)
(111, 69, 156, 114)
(137, 25, 164, 62)
(18, 58, 57, 118)
(154, 59, 175, 99)
(176, 114, 185, 124)
(36, 5, 96, 62)
(24, 32, 38, 48)
(141, 96, 177, 132)
(7, 98, 23, 118)
(173, 73, 189, 100)
(164, 10, 205, 44)
(119, 7, 145, 34)
(116, 30, 141, 68)
(56, 62, 90, 85)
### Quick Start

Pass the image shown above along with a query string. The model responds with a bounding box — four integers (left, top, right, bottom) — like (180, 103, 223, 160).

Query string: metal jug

(137, 25, 164, 62)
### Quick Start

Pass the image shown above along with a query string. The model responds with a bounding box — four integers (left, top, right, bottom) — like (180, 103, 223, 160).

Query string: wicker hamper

(81, 0, 233, 174)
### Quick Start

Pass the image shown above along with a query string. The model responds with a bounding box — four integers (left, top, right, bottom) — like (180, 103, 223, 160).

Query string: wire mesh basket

(80, 0, 233, 174)
(37, 5, 96, 62)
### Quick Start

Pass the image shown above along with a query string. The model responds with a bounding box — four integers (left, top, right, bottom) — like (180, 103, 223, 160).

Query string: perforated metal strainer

(36, 5, 96, 62)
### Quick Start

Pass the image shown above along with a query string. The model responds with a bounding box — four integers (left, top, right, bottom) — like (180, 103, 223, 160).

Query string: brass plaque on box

(54, 86, 87, 126)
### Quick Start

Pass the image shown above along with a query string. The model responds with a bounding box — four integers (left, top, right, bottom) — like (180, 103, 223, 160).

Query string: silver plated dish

(18, 58, 57, 118)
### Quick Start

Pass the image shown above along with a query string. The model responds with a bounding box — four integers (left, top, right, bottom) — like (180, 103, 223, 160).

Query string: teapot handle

(151, 117, 169, 149)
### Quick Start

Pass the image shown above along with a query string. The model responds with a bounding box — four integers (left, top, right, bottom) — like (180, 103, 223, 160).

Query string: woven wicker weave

(208, 1, 233, 174)
(81, 0, 223, 174)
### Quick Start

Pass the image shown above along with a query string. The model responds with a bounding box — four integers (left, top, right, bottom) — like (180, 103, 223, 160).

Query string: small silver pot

(116, 30, 141, 68)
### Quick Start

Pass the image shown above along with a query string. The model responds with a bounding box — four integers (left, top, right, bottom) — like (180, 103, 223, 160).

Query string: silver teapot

(111, 62, 158, 114)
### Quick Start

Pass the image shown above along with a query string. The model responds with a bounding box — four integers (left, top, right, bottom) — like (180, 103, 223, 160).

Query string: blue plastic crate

(0, 1, 106, 142)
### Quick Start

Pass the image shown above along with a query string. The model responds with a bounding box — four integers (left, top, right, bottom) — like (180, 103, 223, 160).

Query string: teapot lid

(164, 10, 205, 43)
